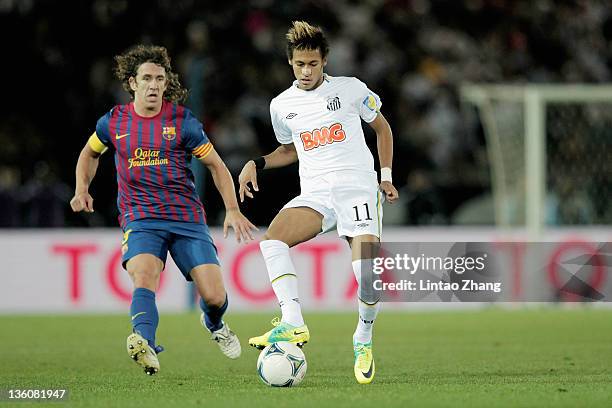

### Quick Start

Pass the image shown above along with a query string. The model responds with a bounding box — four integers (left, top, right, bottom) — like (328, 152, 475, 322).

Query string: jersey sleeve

(89, 110, 114, 154)
(354, 78, 382, 123)
(182, 109, 213, 159)
(270, 102, 293, 145)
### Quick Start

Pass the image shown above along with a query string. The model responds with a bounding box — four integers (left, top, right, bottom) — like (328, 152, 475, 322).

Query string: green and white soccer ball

(256, 342, 307, 387)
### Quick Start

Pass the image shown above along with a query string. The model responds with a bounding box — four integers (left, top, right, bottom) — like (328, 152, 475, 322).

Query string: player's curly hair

(286, 21, 329, 60)
(114, 44, 188, 103)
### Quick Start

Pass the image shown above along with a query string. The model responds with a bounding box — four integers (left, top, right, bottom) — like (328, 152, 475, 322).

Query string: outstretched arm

(199, 147, 258, 243)
(70, 143, 101, 213)
(368, 112, 399, 203)
(238, 143, 297, 202)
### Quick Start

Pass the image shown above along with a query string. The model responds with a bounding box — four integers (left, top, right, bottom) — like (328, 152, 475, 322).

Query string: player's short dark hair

(286, 21, 329, 60)
(114, 44, 188, 103)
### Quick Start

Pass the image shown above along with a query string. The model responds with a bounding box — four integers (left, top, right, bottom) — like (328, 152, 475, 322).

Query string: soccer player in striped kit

(238, 21, 399, 384)
(70, 45, 256, 375)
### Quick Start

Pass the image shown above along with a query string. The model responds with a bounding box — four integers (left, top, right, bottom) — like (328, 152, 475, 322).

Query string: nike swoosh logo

(115, 133, 129, 140)
(294, 330, 306, 335)
(361, 360, 374, 378)
(131, 312, 146, 320)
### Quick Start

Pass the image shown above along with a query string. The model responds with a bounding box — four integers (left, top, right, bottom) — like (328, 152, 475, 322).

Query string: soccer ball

(256, 342, 307, 387)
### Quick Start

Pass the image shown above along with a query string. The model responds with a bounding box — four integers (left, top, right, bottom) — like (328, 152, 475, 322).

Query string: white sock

(260, 240, 304, 327)
(352, 260, 380, 344)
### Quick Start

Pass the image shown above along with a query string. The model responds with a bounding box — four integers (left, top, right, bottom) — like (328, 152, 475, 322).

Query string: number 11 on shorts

(353, 203, 373, 222)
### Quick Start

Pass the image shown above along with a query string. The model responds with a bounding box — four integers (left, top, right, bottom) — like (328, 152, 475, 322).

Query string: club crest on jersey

(162, 126, 176, 141)
(300, 123, 346, 151)
(326, 96, 341, 111)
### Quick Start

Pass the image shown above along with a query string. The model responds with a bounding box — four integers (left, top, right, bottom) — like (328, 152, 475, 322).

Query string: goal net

(461, 84, 612, 233)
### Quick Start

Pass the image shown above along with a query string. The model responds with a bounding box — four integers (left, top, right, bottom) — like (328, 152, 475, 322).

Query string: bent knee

(127, 256, 162, 287)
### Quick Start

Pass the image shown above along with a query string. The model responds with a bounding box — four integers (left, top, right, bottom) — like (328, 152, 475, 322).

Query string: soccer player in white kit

(238, 21, 398, 384)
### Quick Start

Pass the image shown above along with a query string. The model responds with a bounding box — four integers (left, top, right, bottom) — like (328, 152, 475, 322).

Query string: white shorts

(282, 170, 383, 238)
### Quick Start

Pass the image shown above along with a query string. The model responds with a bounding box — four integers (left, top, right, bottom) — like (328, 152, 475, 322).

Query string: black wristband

(253, 157, 266, 170)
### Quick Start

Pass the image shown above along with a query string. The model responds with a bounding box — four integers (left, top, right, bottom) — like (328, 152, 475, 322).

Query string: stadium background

(1, 1, 611, 406)
(3, 0, 609, 229)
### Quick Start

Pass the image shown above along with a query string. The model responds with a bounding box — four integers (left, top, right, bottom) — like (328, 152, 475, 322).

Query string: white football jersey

(270, 74, 381, 179)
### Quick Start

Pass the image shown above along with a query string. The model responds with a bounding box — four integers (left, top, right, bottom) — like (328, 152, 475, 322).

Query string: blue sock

(130, 288, 159, 347)
(199, 295, 228, 332)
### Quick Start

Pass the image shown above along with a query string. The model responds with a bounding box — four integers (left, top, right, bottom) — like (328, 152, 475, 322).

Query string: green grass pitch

(1, 309, 611, 407)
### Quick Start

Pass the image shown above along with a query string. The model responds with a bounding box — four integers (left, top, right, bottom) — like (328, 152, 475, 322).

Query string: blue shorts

(121, 218, 219, 281)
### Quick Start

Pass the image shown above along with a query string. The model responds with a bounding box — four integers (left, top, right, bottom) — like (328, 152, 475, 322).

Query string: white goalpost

(461, 84, 612, 236)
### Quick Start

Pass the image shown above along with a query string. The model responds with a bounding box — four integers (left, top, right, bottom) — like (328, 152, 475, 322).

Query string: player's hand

(223, 208, 258, 243)
(70, 191, 95, 212)
(380, 181, 399, 204)
(238, 160, 259, 202)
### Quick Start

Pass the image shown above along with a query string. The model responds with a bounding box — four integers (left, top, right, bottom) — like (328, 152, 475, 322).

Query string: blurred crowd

(1, 0, 610, 228)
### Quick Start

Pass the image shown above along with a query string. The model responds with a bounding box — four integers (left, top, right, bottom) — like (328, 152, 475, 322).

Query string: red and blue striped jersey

(90, 101, 213, 228)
